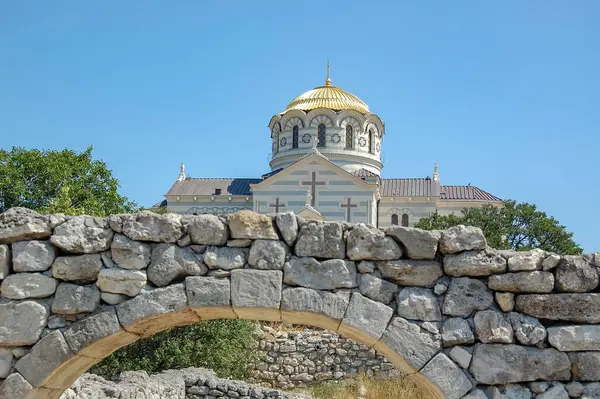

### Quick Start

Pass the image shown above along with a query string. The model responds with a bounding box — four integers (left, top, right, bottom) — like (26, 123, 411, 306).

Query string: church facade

(162, 69, 502, 228)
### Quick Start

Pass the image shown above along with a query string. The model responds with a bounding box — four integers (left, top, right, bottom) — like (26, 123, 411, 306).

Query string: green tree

(415, 200, 582, 255)
(0, 146, 137, 216)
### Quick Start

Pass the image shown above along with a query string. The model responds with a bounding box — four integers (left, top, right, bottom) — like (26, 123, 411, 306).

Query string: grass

(295, 374, 426, 399)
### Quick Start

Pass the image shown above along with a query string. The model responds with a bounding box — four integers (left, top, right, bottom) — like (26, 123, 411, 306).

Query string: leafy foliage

(0, 146, 137, 216)
(415, 200, 582, 254)
(91, 319, 260, 380)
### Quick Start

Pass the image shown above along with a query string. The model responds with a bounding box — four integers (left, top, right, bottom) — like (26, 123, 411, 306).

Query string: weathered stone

(470, 344, 571, 384)
(380, 316, 441, 369)
(231, 269, 282, 310)
(474, 310, 514, 343)
(346, 223, 402, 261)
(52, 283, 100, 315)
(543, 254, 561, 271)
(396, 287, 441, 321)
(530, 381, 550, 393)
(63, 309, 122, 354)
(449, 346, 472, 369)
(148, 244, 207, 286)
(507, 249, 546, 271)
(248, 240, 288, 270)
(15, 330, 74, 387)
(0, 244, 9, 280)
(488, 271, 555, 293)
(116, 284, 188, 330)
(548, 325, 600, 351)
(569, 352, 600, 381)
(101, 292, 127, 305)
(555, 256, 599, 293)
(203, 246, 247, 270)
(442, 277, 493, 317)
(441, 317, 474, 347)
(50, 216, 114, 253)
(421, 353, 472, 399)
(283, 257, 357, 290)
(1, 272, 57, 299)
(0, 373, 33, 398)
(499, 385, 534, 398)
(434, 283, 447, 295)
(583, 383, 600, 398)
(495, 292, 515, 312)
(187, 215, 229, 245)
(0, 348, 13, 378)
(444, 250, 506, 276)
(12, 240, 58, 272)
(0, 207, 51, 243)
(176, 234, 190, 247)
(342, 293, 393, 341)
(111, 234, 151, 270)
(385, 226, 440, 260)
(462, 389, 487, 399)
(358, 274, 398, 304)
(226, 239, 252, 248)
(375, 259, 442, 287)
(186, 276, 230, 308)
(228, 210, 278, 240)
(281, 287, 350, 320)
(537, 384, 569, 399)
(51, 254, 103, 283)
(357, 261, 375, 273)
(121, 212, 184, 243)
(564, 381, 584, 397)
(97, 268, 147, 296)
(516, 294, 600, 323)
(508, 312, 547, 346)
(275, 212, 298, 246)
(295, 220, 345, 259)
(439, 225, 486, 254)
(0, 300, 48, 345)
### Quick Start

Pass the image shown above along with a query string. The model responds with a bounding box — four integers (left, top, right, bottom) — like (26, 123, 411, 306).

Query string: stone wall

(252, 325, 399, 389)
(0, 207, 599, 398)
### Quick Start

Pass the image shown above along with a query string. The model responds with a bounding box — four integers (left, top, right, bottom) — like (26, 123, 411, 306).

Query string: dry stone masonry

(0, 207, 599, 399)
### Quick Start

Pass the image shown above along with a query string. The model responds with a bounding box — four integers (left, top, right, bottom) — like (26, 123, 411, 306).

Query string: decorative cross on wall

(340, 197, 358, 222)
(301, 172, 325, 207)
(269, 197, 286, 213)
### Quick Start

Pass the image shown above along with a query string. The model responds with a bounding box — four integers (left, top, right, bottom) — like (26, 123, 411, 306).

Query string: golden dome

(283, 84, 371, 114)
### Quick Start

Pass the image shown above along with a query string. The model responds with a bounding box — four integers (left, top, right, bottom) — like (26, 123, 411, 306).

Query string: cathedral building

(162, 67, 501, 228)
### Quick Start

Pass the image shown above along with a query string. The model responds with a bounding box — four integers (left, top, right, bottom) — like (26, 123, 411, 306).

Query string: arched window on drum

(292, 125, 299, 149)
(391, 214, 399, 226)
(402, 214, 409, 227)
(368, 129, 374, 154)
(318, 123, 326, 147)
(345, 125, 353, 149)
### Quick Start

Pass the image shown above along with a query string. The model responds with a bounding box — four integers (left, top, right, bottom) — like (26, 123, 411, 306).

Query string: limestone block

(396, 287, 441, 322)
(357, 260, 375, 273)
(51, 254, 103, 283)
(461, 389, 488, 399)
(275, 212, 298, 246)
(537, 383, 569, 399)
(508, 312, 547, 346)
(50, 216, 113, 253)
(96, 268, 147, 296)
(228, 210, 278, 240)
(0, 208, 51, 243)
(384, 226, 440, 260)
(443, 250, 506, 277)
(542, 254, 561, 271)
(495, 292, 515, 312)
(0, 244, 9, 280)
(281, 288, 350, 331)
(515, 294, 600, 323)
(507, 249, 546, 271)
(339, 293, 394, 346)
(186, 214, 229, 245)
(203, 246, 247, 270)
(0, 372, 33, 398)
(295, 220, 345, 259)
(441, 317, 474, 347)
(555, 255, 599, 293)
(569, 352, 600, 381)
(12, 240, 58, 272)
(448, 346, 471, 369)
(248, 240, 288, 270)
(583, 383, 600, 398)
(564, 381, 584, 397)
(148, 244, 207, 286)
(375, 259, 442, 287)
(469, 344, 571, 385)
(346, 223, 402, 261)
(499, 385, 534, 398)
(0, 348, 13, 378)
(548, 325, 600, 351)
(474, 310, 514, 344)
(358, 273, 398, 304)
(530, 381, 550, 393)
(52, 283, 100, 315)
(231, 270, 282, 320)
(185, 276, 236, 319)
(110, 234, 151, 270)
(121, 212, 184, 243)
(442, 277, 493, 317)
(0, 300, 48, 345)
(283, 257, 357, 290)
(1, 272, 57, 299)
(438, 225, 486, 254)
(117, 284, 196, 336)
(377, 316, 441, 370)
(421, 353, 472, 399)
(101, 292, 128, 305)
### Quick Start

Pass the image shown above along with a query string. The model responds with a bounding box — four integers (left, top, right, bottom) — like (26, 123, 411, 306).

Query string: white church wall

(166, 195, 252, 215)
(377, 198, 437, 229)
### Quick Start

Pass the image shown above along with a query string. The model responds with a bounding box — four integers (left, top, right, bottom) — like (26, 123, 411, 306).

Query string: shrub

(92, 319, 260, 380)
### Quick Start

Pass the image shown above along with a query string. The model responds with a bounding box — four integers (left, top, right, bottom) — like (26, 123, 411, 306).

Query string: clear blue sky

(1, 1, 598, 252)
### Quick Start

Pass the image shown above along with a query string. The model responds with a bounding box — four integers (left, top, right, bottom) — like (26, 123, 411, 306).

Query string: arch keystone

(231, 270, 282, 321)
(186, 276, 237, 319)
(338, 292, 394, 346)
(281, 287, 350, 332)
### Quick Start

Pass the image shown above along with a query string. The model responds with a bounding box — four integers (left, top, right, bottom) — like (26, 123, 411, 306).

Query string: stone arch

(307, 109, 335, 127)
(267, 114, 282, 130)
(364, 114, 385, 137)
(336, 110, 367, 129)
(283, 116, 304, 131)
(279, 110, 307, 130)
